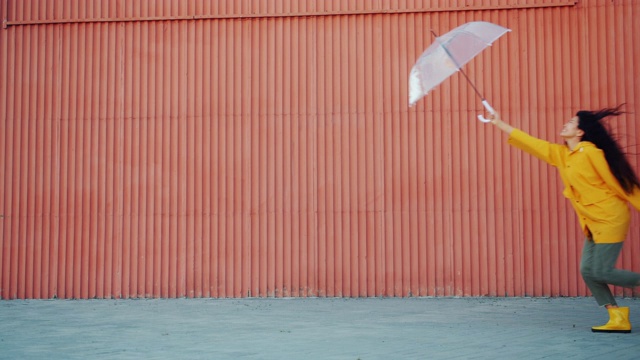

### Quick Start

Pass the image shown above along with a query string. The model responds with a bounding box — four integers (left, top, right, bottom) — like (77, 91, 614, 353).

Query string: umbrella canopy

(409, 21, 510, 107)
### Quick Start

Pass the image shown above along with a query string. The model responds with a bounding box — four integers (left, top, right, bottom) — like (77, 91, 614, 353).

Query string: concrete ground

(1, 297, 639, 359)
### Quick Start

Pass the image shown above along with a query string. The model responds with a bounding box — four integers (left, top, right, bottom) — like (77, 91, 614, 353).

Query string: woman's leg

(580, 238, 617, 306)
(590, 241, 640, 288)
(581, 238, 637, 333)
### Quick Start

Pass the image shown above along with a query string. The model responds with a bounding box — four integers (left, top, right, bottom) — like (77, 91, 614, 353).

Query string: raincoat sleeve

(507, 129, 565, 167)
(586, 148, 640, 211)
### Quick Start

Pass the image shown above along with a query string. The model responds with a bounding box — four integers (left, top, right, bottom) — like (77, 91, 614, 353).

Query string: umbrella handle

(477, 100, 496, 123)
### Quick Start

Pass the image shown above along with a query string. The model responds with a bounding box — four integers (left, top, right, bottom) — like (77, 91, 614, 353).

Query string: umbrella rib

(430, 29, 486, 102)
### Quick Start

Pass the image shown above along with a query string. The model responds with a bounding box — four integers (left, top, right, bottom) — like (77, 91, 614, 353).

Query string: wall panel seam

(3, 2, 578, 27)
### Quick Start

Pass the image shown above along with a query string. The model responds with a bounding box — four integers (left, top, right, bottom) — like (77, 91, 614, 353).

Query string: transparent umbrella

(408, 21, 510, 122)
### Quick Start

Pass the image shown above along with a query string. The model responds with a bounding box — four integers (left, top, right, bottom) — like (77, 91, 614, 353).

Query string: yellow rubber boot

(592, 307, 631, 333)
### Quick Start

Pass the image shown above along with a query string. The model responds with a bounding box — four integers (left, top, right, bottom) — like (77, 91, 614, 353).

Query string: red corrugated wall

(1, 0, 639, 299)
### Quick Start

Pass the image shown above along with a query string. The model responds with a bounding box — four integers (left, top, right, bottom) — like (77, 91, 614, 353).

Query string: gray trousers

(580, 238, 640, 306)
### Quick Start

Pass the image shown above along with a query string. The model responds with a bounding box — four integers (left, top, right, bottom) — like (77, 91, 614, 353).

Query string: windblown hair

(577, 104, 640, 194)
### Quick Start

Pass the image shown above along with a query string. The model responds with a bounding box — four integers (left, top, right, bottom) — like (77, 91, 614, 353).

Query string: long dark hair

(577, 104, 640, 194)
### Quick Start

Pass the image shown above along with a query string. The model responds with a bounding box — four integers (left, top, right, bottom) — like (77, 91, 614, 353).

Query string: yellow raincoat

(508, 129, 640, 243)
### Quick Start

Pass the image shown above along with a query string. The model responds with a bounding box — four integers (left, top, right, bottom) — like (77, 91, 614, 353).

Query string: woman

(489, 105, 640, 333)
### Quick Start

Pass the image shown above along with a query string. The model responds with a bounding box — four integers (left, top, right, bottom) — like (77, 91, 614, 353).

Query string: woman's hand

(488, 111, 515, 134)
(488, 112, 501, 124)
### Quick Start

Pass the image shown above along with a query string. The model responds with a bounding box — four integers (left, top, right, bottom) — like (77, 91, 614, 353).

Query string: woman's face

(560, 116, 583, 139)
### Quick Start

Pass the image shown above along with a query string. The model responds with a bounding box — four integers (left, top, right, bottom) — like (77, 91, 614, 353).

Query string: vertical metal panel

(1, 0, 639, 299)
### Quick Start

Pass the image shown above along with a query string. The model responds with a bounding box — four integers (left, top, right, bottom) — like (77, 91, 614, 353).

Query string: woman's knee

(589, 268, 614, 283)
(580, 263, 593, 280)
